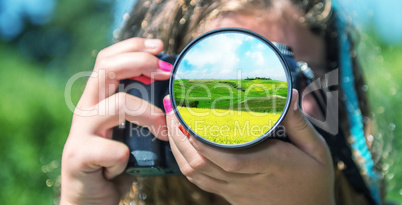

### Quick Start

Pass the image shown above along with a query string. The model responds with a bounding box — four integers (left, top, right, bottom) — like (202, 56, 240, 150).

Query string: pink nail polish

(163, 98, 173, 113)
(158, 60, 173, 72)
(130, 75, 155, 85)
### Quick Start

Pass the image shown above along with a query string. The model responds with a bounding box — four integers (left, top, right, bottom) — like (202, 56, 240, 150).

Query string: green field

(173, 79, 287, 144)
(173, 78, 288, 113)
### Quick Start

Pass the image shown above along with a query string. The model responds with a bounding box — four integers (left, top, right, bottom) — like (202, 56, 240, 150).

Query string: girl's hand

(164, 89, 335, 205)
(61, 38, 172, 205)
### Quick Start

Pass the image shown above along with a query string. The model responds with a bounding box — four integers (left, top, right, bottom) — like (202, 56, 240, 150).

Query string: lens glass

(171, 29, 292, 148)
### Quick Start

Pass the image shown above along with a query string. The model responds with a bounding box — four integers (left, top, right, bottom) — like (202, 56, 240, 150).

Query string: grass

(0, 43, 77, 204)
(216, 96, 287, 113)
(365, 45, 402, 203)
(173, 78, 287, 145)
(173, 79, 288, 112)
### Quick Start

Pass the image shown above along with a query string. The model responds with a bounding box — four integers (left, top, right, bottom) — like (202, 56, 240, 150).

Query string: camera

(114, 51, 302, 176)
(113, 53, 181, 176)
(114, 28, 306, 176)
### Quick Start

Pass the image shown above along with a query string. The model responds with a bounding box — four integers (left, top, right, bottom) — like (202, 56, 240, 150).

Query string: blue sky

(174, 32, 287, 81)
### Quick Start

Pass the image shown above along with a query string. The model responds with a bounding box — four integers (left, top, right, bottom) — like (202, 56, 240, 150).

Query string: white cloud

(175, 32, 288, 81)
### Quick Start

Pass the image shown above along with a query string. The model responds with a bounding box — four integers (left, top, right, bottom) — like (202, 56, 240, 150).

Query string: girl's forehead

(198, 1, 304, 42)
(206, 13, 293, 43)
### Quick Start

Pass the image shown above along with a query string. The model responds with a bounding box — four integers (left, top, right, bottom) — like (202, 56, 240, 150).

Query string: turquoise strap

(333, 1, 381, 204)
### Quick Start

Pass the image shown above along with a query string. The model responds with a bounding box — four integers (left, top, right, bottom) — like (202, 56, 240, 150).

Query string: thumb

(162, 95, 179, 138)
(282, 89, 330, 164)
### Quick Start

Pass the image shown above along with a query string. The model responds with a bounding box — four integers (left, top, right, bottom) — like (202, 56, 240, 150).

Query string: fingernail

(178, 124, 191, 138)
(293, 89, 299, 111)
(144, 39, 161, 49)
(158, 60, 173, 72)
(129, 75, 154, 85)
(163, 98, 173, 113)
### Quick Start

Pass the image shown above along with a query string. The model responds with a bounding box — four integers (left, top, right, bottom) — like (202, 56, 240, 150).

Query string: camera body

(113, 53, 181, 176)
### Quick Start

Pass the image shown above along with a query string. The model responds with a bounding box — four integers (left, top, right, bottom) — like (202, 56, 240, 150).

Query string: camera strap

(334, 1, 381, 203)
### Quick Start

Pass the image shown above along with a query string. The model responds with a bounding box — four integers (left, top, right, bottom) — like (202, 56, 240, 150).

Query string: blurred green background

(0, 0, 400, 204)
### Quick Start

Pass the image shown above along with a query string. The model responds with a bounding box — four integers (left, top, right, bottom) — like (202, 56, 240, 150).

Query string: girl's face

(205, 7, 326, 120)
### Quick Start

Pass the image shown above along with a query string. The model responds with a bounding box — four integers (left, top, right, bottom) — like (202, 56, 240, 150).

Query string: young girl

(60, 0, 383, 204)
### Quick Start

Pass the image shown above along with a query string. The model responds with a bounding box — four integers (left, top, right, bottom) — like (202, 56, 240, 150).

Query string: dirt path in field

(238, 95, 286, 104)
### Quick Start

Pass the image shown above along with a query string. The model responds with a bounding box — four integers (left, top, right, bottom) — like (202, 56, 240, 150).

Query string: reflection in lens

(172, 29, 289, 146)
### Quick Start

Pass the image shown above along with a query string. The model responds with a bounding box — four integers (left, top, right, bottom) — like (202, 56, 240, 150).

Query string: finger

(164, 95, 224, 177)
(164, 95, 220, 174)
(187, 135, 282, 174)
(168, 138, 227, 194)
(66, 137, 130, 180)
(74, 92, 168, 140)
(80, 52, 172, 107)
(95, 52, 172, 80)
(282, 89, 331, 164)
(185, 172, 227, 195)
(97, 38, 163, 58)
(168, 134, 230, 182)
(168, 116, 247, 180)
